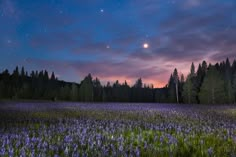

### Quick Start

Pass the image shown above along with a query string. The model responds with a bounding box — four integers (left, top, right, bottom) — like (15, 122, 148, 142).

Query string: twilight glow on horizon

(0, 0, 235, 87)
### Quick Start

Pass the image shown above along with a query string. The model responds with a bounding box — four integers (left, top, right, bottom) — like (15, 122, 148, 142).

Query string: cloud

(0, 0, 20, 19)
(1, 0, 236, 87)
(30, 31, 80, 51)
(130, 0, 236, 63)
(183, 0, 203, 8)
(26, 57, 169, 87)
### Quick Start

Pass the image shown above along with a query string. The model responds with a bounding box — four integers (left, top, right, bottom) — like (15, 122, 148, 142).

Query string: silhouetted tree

(120, 81, 130, 102)
(0, 59, 235, 104)
(183, 63, 197, 104)
(224, 58, 234, 104)
(12, 66, 19, 78)
(79, 74, 94, 102)
(134, 78, 143, 88)
(155, 87, 168, 103)
(51, 72, 56, 80)
(21, 67, 25, 77)
(199, 66, 225, 104)
(183, 75, 197, 104)
(233, 73, 236, 103)
(132, 78, 143, 102)
(59, 85, 71, 101)
(0, 80, 3, 99)
(93, 77, 103, 102)
(103, 82, 112, 102)
(70, 83, 79, 101)
(168, 74, 176, 103)
(173, 68, 179, 103)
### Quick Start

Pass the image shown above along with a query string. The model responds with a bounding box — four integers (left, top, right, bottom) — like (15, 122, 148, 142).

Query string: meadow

(0, 102, 236, 157)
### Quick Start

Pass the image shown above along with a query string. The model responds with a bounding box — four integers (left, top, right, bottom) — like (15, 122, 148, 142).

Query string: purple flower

(208, 147, 213, 156)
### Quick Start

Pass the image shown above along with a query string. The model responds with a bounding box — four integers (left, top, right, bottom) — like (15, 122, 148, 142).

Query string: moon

(143, 43, 149, 49)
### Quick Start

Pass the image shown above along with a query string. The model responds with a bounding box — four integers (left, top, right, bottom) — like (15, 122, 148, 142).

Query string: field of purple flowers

(0, 102, 236, 157)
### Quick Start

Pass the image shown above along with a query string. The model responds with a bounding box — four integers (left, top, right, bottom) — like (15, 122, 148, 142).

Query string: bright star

(143, 43, 149, 49)
(100, 9, 104, 13)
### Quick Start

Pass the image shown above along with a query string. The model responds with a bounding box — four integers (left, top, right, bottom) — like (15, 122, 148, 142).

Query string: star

(7, 40, 12, 44)
(106, 45, 110, 49)
(100, 9, 104, 13)
(143, 43, 149, 49)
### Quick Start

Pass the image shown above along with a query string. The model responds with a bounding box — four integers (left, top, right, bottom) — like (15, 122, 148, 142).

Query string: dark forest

(0, 58, 236, 104)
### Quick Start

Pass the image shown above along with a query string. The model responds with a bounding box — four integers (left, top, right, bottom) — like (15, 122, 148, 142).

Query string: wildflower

(207, 147, 213, 156)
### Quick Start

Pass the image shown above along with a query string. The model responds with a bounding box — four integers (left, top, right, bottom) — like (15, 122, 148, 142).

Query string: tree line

(163, 58, 236, 104)
(0, 58, 236, 104)
(0, 67, 154, 102)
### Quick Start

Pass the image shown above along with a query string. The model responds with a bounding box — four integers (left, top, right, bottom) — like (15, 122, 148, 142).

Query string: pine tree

(30, 71, 35, 78)
(190, 62, 195, 76)
(168, 74, 176, 103)
(202, 61, 207, 74)
(134, 78, 143, 88)
(112, 80, 121, 102)
(13, 66, 19, 77)
(179, 74, 185, 103)
(43, 70, 49, 80)
(103, 82, 112, 102)
(120, 80, 130, 102)
(224, 58, 234, 104)
(195, 62, 207, 103)
(155, 88, 168, 103)
(70, 83, 79, 101)
(93, 77, 103, 102)
(132, 78, 143, 102)
(199, 66, 225, 104)
(233, 73, 236, 103)
(173, 68, 179, 103)
(51, 72, 56, 80)
(183, 63, 197, 104)
(232, 60, 236, 76)
(19, 83, 31, 99)
(0, 81, 3, 99)
(79, 74, 94, 102)
(183, 75, 197, 104)
(21, 67, 25, 77)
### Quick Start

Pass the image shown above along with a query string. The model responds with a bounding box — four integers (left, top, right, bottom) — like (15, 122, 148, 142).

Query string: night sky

(0, 0, 235, 87)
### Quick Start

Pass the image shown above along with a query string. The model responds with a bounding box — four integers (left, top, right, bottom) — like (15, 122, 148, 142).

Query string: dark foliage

(0, 58, 235, 104)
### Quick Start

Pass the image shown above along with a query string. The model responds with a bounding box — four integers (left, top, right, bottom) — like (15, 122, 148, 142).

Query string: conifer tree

(183, 75, 197, 104)
(224, 58, 234, 104)
(183, 63, 197, 104)
(168, 74, 176, 103)
(173, 68, 179, 103)
(13, 66, 19, 77)
(21, 67, 25, 77)
(233, 73, 236, 103)
(199, 66, 225, 104)
(190, 62, 195, 76)
(79, 74, 94, 102)
(0, 81, 3, 99)
(71, 83, 79, 101)
(51, 72, 56, 80)
(93, 77, 103, 102)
